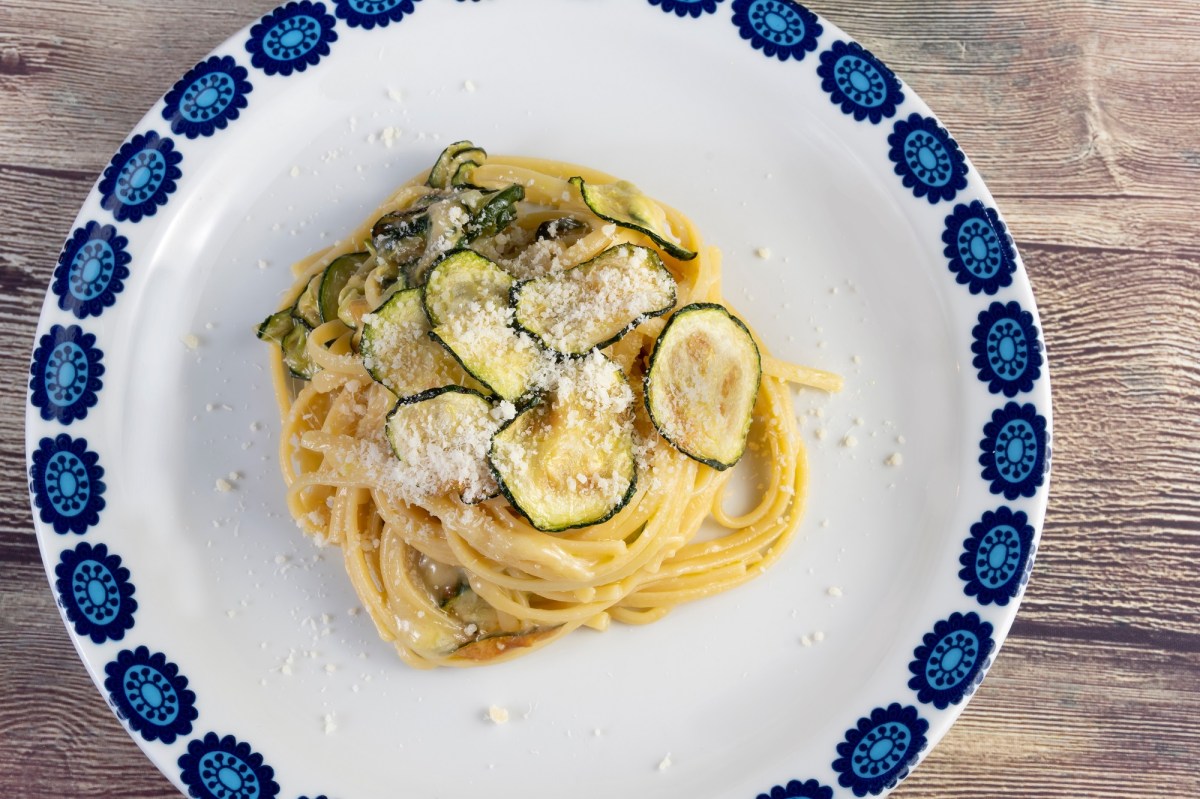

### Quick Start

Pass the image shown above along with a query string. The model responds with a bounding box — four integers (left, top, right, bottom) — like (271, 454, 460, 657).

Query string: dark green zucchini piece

(257, 309, 317, 379)
(423, 249, 547, 402)
(535, 216, 588, 242)
(568, 176, 696, 261)
(428, 141, 487, 189)
(512, 243, 677, 355)
(644, 303, 761, 470)
(280, 321, 318, 379)
(372, 207, 431, 242)
(360, 288, 477, 399)
(402, 198, 475, 287)
(489, 355, 637, 532)
(464, 183, 524, 243)
(319, 252, 368, 324)
(257, 308, 294, 343)
(292, 274, 322, 328)
(384, 386, 501, 504)
(372, 207, 430, 272)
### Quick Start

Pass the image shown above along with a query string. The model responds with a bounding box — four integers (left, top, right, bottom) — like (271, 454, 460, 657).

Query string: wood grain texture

(2, 1, 1198, 798)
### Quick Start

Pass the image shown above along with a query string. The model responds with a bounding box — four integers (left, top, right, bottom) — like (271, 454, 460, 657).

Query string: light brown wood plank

(898, 634, 1200, 797)
(0, 561, 179, 799)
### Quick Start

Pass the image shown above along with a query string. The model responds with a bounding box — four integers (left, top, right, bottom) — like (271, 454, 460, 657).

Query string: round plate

(26, 2, 1050, 797)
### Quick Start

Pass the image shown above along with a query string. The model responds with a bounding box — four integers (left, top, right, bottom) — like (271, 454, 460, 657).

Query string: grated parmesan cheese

(515, 246, 674, 354)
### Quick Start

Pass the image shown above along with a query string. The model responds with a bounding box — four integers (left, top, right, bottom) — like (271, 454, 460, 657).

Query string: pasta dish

(257, 142, 841, 667)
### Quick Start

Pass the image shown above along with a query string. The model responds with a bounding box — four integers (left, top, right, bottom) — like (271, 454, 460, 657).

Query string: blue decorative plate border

(26, 2, 1050, 797)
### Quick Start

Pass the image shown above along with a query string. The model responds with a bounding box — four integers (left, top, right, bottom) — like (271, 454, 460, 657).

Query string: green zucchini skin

(510, 243, 677, 356)
(422, 249, 548, 403)
(385, 385, 501, 504)
(360, 287, 480, 399)
(535, 216, 587, 242)
(257, 308, 294, 343)
(489, 413, 638, 533)
(291, 274, 323, 329)
(257, 308, 318, 379)
(568, 176, 697, 261)
(372, 207, 431, 242)
(488, 357, 638, 533)
(644, 303, 762, 471)
(319, 252, 368, 324)
(464, 183, 525, 243)
(428, 142, 487, 189)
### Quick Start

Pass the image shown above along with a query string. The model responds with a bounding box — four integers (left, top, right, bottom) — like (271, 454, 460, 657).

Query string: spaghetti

(260, 145, 841, 668)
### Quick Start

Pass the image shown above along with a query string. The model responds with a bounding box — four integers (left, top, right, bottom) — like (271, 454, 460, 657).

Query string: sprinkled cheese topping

(514, 244, 676, 355)
(490, 352, 637, 530)
(382, 389, 513, 504)
(360, 290, 474, 397)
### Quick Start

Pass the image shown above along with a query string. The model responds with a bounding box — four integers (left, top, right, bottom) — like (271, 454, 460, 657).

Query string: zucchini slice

(385, 386, 502, 504)
(464, 183, 524, 243)
(257, 307, 293, 343)
(568, 176, 696, 261)
(257, 309, 317, 379)
(360, 288, 477, 399)
(490, 355, 637, 532)
(319, 252, 368, 324)
(424, 250, 548, 403)
(535, 216, 588, 243)
(291, 274, 322, 329)
(372, 206, 431, 243)
(512, 243, 677, 355)
(644, 303, 761, 470)
(428, 141, 487, 189)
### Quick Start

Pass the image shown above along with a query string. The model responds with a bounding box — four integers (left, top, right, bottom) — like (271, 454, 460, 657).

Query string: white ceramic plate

(26, 2, 1050, 798)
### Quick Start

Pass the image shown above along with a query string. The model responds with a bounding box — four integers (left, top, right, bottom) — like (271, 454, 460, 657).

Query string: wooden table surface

(2, 1, 1198, 797)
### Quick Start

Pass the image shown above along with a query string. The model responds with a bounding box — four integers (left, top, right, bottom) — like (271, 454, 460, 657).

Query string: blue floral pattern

(104, 646, 198, 744)
(817, 40, 903, 123)
(52, 222, 131, 319)
(731, 0, 822, 62)
(887, 114, 967, 203)
(942, 201, 1017, 295)
(334, 0, 420, 28)
(179, 733, 279, 799)
(908, 612, 994, 709)
(961, 506, 1036, 605)
(972, 301, 1042, 396)
(54, 542, 136, 643)
(162, 56, 253, 139)
(832, 704, 928, 796)
(98, 131, 182, 223)
(757, 779, 834, 799)
(649, 0, 723, 17)
(29, 324, 104, 424)
(980, 402, 1049, 500)
(247, 1, 339, 77)
(29, 434, 105, 535)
